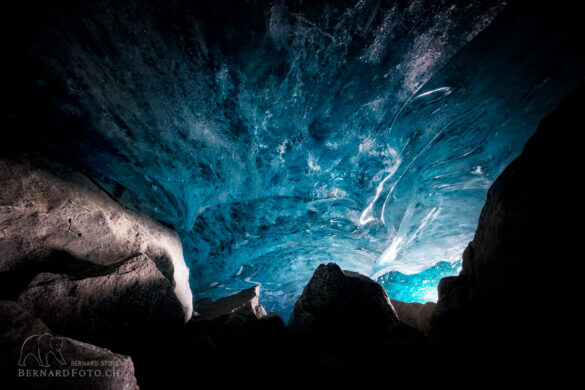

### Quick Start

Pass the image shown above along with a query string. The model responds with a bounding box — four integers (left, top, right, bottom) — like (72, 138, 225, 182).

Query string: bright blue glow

(377, 261, 462, 303)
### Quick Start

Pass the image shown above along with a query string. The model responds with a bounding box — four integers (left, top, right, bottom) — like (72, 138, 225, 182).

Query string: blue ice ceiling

(6, 0, 585, 320)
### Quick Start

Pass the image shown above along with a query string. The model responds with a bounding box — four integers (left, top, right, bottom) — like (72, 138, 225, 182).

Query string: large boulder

(188, 285, 272, 348)
(17, 254, 185, 350)
(287, 263, 430, 374)
(430, 86, 585, 363)
(0, 154, 192, 320)
(0, 300, 139, 390)
(289, 263, 399, 338)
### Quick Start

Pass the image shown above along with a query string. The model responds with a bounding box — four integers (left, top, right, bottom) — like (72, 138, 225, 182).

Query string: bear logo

(18, 333, 66, 367)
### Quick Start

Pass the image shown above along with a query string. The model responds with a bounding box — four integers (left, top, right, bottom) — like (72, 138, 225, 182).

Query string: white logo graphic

(18, 333, 66, 367)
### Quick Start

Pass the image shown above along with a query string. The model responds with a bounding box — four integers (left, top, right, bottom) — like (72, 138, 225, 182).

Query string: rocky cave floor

(1, 86, 583, 388)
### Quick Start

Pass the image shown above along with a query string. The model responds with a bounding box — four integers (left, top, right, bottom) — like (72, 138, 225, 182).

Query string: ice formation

(7, 0, 584, 320)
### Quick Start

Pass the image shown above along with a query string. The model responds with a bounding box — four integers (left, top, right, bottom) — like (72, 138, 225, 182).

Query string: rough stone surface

(285, 263, 430, 375)
(390, 300, 435, 336)
(0, 300, 51, 372)
(56, 338, 139, 390)
(186, 285, 272, 353)
(170, 287, 285, 387)
(195, 285, 267, 321)
(0, 300, 139, 390)
(0, 154, 192, 320)
(289, 263, 399, 337)
(430, 85, 585, 362)
(17, 254, 185, 350)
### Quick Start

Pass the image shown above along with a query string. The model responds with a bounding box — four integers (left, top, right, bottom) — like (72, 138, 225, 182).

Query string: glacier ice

(3, 0, 585, 320)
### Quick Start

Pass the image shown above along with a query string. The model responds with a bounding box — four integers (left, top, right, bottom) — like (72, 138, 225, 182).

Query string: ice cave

(1, 0, 584, 386)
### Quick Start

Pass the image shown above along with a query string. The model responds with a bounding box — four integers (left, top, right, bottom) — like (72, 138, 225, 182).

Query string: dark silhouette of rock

(286, 263, 431, 374)
(0, 300, 139, 390)
(430, 85, 585, 367)
(390, 300, 435, 336)
(289, 263, 399, 338)
(0, 154, 192, 320)
(195, 285, 267, 321)
(186, 286, 275, 353)
(17, 254, 185, 352)
(142, 288, 287, 388)
(259, 312, 286, 330)
(0, 300, 50, 374)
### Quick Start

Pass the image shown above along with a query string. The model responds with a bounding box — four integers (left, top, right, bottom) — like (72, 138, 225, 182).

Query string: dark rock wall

(17, 254, 185, 351)
(0, 154, 193, 319)
(0, 300, 140, 390)
(430, 85, 584, 366)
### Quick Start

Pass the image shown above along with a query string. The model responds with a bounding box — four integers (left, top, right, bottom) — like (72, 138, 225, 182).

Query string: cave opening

(2, 0, 585, 386)
(1, 0, 584, 322)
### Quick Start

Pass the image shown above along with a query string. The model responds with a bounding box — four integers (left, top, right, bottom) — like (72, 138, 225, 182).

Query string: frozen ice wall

(3, 0, 584, 320)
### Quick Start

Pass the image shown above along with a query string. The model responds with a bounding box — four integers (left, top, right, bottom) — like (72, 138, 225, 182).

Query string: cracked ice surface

(6, 0, 585, 320)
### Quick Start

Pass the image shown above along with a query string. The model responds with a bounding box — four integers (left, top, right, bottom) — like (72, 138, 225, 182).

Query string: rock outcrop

(187, 285, 274, 350)
(17, 254, 185, 350)
(430, 85, 585, 364)
(286, 263, 429, 374)
(289, 263, 399, 336)
(195, 285, 267, 321)
(164, 286, 286, 387)
(0, 300, 139, 390)
(0, 154, 192, 320)
(390, 300, 435, 336)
